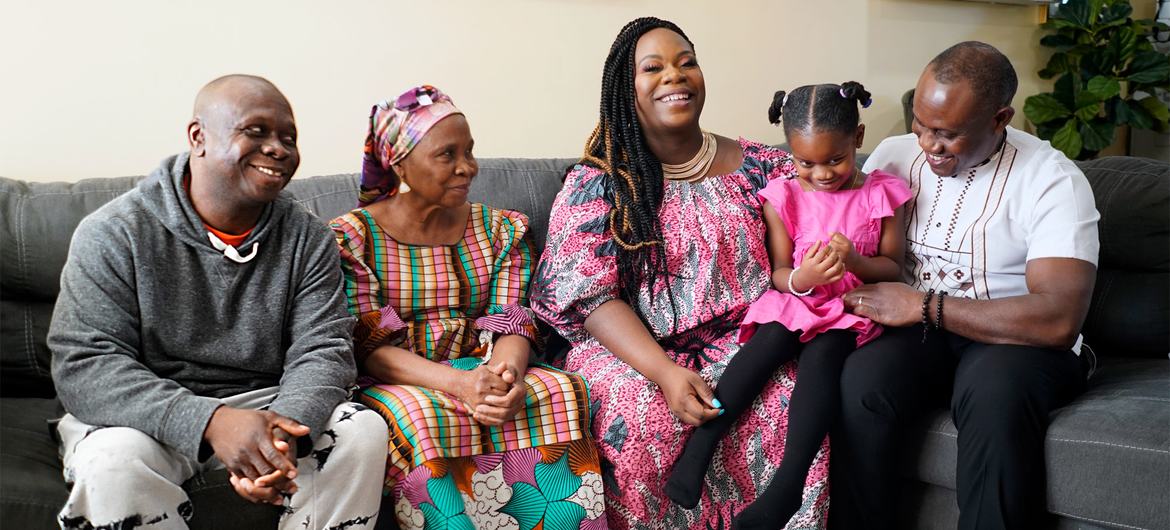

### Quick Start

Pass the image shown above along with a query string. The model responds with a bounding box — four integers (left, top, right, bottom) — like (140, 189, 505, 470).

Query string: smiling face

(189, 81, 299, 206)
(393, 114, 477, 210)
(911, 67, 1013, 177)
(788, 125, 865, 192)
(633, 27, 705, 136)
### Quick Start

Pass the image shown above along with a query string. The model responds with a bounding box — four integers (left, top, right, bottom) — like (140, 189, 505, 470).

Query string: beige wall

(3, 0, 1066, 182)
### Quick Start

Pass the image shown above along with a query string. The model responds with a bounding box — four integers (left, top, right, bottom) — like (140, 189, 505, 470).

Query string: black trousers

(827, 324, 1086, 530)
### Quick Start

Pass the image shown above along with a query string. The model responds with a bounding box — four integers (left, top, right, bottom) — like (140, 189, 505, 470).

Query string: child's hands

(794, 241, 846, 292)
(827, 232, 859, 271)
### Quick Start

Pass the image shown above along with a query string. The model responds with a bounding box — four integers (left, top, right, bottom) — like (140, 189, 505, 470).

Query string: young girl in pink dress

(665, 82, 912, 529)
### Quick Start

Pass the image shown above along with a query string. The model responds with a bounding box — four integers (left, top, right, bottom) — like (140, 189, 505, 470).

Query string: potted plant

(1024, 0, 1170, 160)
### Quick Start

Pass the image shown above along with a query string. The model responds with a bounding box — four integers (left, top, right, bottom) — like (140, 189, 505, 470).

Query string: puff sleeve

(331, 212, 408, 366)
(473, 209, 539, 343)
(529, 165, 621, 344)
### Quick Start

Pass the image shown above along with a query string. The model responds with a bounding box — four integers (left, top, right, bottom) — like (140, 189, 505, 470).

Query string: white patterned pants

(57, 388, 388, 530)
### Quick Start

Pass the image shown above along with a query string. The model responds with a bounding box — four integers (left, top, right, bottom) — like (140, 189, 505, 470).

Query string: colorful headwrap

(359, 85, 462, 206)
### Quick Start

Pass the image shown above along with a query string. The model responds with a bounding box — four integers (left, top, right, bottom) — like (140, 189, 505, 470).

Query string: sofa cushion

(465, 157, 576, 254)
(1078, 157, 1170, 358)
(0, 398, 67, 529)
(900, 358, 1170, 530)
(284, 173, 360, 222)
(0, 300, 54, 398)
(0, 177, 142, 397)
(0, 397, 281, 528)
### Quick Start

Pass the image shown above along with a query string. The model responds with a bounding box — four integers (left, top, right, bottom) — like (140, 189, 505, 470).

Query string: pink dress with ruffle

(740, 170, 912, 347)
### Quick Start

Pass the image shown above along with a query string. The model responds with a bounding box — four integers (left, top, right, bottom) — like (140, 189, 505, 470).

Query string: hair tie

(782, 93, 789, 108)
(861, 97, 872, 109)
(839, 87, 848, 100)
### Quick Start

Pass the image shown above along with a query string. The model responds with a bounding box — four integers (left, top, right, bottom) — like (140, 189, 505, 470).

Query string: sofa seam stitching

(476, 166, 572, 175)
(1047, 437, 1170, 454)
(17, 192, 42, 377)
(526, 172, 540, 222)
(1047, 508, 1149, 530)
(23, 189, 130, 199)
(928, 429, 1169, 454)
(293, 189, 355, 203)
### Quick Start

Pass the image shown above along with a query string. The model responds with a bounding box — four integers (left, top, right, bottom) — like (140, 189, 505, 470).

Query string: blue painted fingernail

(712, 398, 723, 409)
(718, 408, 726, 415)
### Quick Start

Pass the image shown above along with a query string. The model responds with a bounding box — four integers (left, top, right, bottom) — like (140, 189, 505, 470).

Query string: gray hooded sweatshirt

(49, 153, 356, 460)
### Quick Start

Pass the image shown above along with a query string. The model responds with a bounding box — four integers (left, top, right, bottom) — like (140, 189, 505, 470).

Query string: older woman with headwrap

(330, 85, 605, 530)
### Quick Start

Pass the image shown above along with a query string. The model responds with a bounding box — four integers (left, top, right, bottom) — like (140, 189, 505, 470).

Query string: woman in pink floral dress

(530, 17, 829, 530)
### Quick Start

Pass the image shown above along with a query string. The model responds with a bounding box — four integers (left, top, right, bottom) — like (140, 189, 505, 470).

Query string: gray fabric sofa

(2, 155, 1167, 529)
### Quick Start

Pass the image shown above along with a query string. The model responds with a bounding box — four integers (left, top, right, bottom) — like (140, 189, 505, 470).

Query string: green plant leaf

(1051, 120, 1083, 160)
(1025, 94, 1072, 124)
(1039, 52, 1072, 79)
(1036, 122, 1061, 142)
(1137, 96, 1170, 125)
(1053, 73, 1077, 109)
(1114, 98, 1133, 124)
(1075, 89, 1102, 107)
(1040, 34, 1077, 50)
(1085, 76, 1121, 100)
(1103, 27, 1139, 73)
(1074, 78, 1103, 122)
(1076, 104, 1100, 122)
(1079, 120, 1115, 152)
(1124, 99, 1155, 129)
(1053, 0, 1093, 28)
(1042, 18, 1080, 31)
(1126, 50, 1170, 84)
(1099, 1, 1132, 24)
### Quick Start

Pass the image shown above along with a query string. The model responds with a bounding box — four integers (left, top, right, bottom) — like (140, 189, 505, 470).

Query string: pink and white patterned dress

(531, 139, 830, 530)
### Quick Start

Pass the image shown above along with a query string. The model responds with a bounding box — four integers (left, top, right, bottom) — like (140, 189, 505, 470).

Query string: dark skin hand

(845, 258, 1096, 349)
(203, 406, 310, 503)
(763, 201, 905, 294)
(228, 429, 298, 505)
(585, 300, 721, 426)
(364, 334, 531, 426)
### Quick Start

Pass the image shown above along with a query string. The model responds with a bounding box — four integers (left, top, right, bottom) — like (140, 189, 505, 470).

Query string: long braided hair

(580, 17, 693, 323)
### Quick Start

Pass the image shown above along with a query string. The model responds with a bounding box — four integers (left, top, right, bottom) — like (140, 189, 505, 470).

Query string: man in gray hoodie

(49, 75, 388, 530)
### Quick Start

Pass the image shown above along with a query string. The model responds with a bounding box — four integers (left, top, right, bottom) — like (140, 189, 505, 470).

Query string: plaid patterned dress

(332, 204, 605, 530)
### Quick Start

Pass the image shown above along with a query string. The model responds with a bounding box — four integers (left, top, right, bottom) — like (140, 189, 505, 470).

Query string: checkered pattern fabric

(333, 204, 539, 364)
(360, 359, 592, 487)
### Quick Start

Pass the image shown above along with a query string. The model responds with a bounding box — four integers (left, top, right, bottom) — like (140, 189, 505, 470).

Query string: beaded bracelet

(788, 267, 814, 297)
(921, 288, 935, 343)
(935, 291, 947, 332)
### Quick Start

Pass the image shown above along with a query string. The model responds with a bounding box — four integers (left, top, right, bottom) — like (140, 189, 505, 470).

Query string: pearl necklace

(662, 131, 718, 183)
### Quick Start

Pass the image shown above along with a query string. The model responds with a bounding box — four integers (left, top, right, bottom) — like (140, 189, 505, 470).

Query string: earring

(397, 180, 411, 194)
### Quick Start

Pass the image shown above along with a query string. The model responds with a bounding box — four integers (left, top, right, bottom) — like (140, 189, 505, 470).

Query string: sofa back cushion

(1076, 157, 1169, 358)
(0, 157, 576, 397)
(4, 154, 1164, 398)
(285, 157, 575, 253)
(1, 176, 143, 397)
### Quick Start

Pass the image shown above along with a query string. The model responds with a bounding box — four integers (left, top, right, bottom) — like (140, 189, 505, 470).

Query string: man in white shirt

(831, 42, 1100, 530)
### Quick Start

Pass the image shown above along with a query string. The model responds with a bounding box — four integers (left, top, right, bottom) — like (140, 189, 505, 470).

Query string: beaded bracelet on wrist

(788, 266, 814, 297)
(936, 291, 947, 332)
(921, 288, 936, 343)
